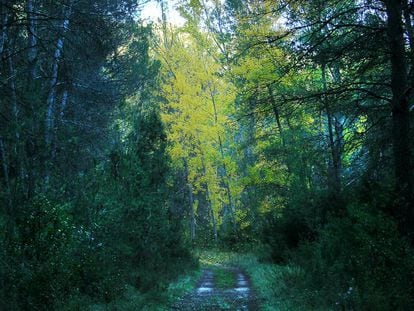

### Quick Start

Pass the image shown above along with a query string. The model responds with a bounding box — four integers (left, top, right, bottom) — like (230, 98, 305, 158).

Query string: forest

(0, 0, 413, 310)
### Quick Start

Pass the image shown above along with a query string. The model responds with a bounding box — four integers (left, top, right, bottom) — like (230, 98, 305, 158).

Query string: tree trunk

(23, 0, 39, 198)
(384, 0, 413, 238)
(210, 204, 218, 243)
(6, 45, 26, 190)
(188, 182, 196, 242)
(201, 156, 218, 243)
(45, 2, 73, 147)
(45, 1, 73, 184)
(267, 84, 284, 143)
(0, 136, 12, 209)
(205, 183, 218, 243)
(27, 0, 38, 80)
(59, 90, 69, 121)
(51, 89, 69, 160)
(403, 0, 414, 73)
(331, 64, 344, 193)
(7, 52, 18, 140)
(183, 159, 196, 242)
(321, 63, 342, 195)
(243, 96, 257, 168)
(0, 2, 8, 55)
(200, 153, 218, 243)
(210, 91, 236, 232)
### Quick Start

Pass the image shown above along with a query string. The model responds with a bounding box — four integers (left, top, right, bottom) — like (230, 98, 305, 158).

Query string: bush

(2, 195, 76, 310)
(260, 207, 315, 264)
(293, 204, 414, 310)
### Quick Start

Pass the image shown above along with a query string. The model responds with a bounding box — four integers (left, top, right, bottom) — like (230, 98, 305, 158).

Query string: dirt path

(171, 267, 259, 310)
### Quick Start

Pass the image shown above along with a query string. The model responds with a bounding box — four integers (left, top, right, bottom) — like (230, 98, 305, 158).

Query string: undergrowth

(62, 267, 201, 310)
(197, 250, 328, 311)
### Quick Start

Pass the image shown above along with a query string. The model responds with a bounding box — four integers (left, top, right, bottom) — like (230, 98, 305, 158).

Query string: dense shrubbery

(1, 196, 76, 309)
(0, 111, 194, 309)
(0, 0, 196, 307)
(294, 204, 414, 309)
(254, 194, 414, 310)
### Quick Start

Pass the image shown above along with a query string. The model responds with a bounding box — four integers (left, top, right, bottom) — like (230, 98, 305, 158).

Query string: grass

(62, 266, 202, 311)
(165, 268, 203, 302)
(195, 249, 238, 290)
(63, 249, 328, 310)
(196, 249, 328, 311)
(212, 268, 234, 289)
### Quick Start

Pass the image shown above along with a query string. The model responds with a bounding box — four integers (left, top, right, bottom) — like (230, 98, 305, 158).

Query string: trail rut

(172, 267, 259, 310)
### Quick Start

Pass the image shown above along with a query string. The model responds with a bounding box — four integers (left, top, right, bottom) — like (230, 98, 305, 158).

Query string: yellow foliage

(156, 27, 242, 225)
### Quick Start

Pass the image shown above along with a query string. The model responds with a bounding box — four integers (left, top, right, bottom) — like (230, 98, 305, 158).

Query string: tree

(0, 1, 194, 308)
(157, 26, 240, 243)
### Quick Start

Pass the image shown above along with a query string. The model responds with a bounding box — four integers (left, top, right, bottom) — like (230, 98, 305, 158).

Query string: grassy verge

(197, 249, 328, 311)
(62, 267, 202, 311)
(63, 249, 329, 310)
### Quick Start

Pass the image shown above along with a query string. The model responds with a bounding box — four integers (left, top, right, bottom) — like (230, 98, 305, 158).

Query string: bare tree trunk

(7, 47, 27, 191)
(219, 134, 236, 230)
(188, 182, 196, 242)
(0, 2, 8, 55)
(45, 2, 73, 147)
(331, 64, 344, 192)
(0, 136, 12, 209)
(3, 23, 27, 198)
(205, 183, 218, 243)
(210, 203, 218, 242)
(321, 63, 341, 195)
(0, 0, 12, 208)
(21, 0, 39, 197)
(27, 0, 38, 80)
(200, 153, 218, 243)
(44, 1, 73, 184)
(0, 5, 18, 141)
(7, 54, 18, 138)
(160, 0, 169, 47)
(210, 91, 236, 232)
(59, 90, 69, 121)
(51, 89, 69, 160)
(403, 0, 414, 72)
(384, 0, 413, 238)
(267, 85, 284, 143)
(183, 159, 196, 242)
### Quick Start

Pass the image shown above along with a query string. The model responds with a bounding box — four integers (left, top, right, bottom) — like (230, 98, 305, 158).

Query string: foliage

(1, 0, 414, 309)
(157, 26, 240, 244)
(0, 1, 194, 308)
(293, 204, 414, 310)
(1, 196, 75, 309)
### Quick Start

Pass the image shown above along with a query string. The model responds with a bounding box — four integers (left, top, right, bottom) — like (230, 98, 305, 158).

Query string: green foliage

(0, 4, 195, 308)
(293, 204, 414, 310)
(116, 110, 186, 290)
(1, 0, 414, 310)
(79, 105, 195, 302)
(2, 196, 75, 310)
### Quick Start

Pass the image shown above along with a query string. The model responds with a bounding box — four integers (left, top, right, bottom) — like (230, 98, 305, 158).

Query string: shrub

(293, 204, 414, 310)
(2, 195, 75, 310)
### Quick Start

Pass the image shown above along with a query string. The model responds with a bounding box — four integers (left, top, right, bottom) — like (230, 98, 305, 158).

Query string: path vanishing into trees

(2, 0, 414, 310)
